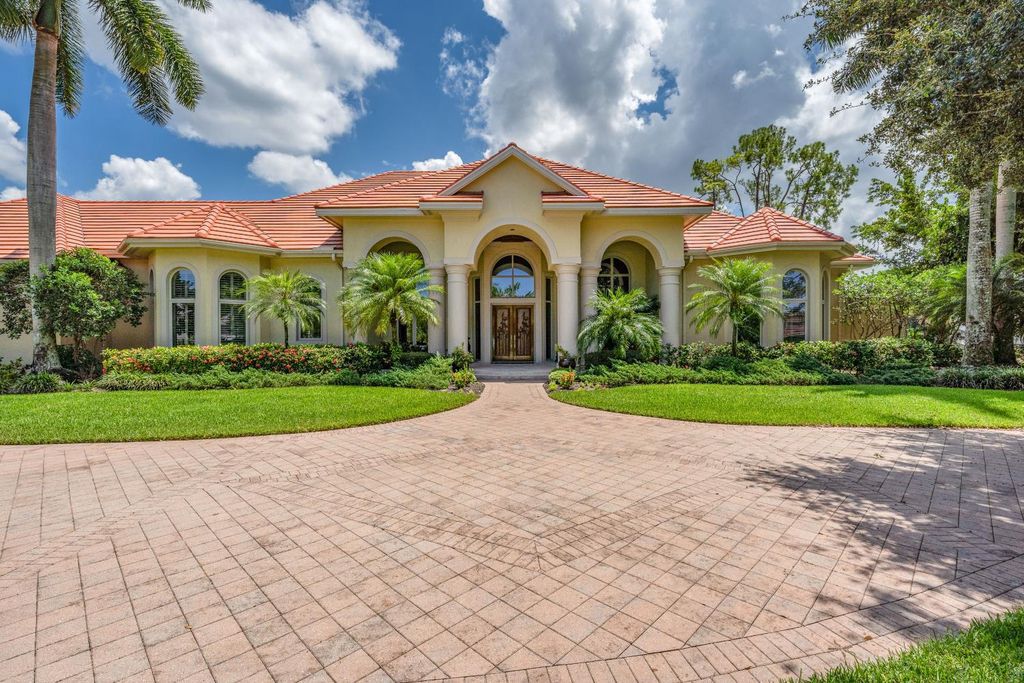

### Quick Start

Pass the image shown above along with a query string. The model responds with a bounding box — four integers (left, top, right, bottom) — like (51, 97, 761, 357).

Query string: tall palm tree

(963, 185, 994, 366)
(243, 271, 324, 348)
(2, 0, 207, 368)
(577, 288, 662, 362)
(338, 252, 442, 345)
(686, 258, 782, 356)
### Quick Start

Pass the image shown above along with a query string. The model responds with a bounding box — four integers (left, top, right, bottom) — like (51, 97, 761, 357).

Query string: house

(0, 143, 872, 364)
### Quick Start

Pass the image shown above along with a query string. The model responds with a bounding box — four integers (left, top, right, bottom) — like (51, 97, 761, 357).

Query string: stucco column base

(658, 266, 682, 347)
(555, 264, 581, 356)
(445, 264, 470, 355)
(427, 268, 446, 355)
(580, 266, 600, 320)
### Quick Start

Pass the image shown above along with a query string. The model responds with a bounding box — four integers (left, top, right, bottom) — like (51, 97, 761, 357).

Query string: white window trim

(170, 268, 197, 347)
(218, 270, 248, 345)
(297, 278, 326, 343)
(598, 255, 631, 292)
(782, 268, 809, 342)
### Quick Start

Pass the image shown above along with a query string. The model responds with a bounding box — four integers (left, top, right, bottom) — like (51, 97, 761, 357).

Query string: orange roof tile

(707, 207, 844, 253)
(683, 210, 741, 251)
(124, 204, 280, 250)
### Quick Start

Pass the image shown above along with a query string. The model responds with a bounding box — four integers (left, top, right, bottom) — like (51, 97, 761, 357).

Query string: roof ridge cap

(317, 166, 464, 207)
(756, 205, 842, 240)
(267, 169, 422, 203)
(195, 203, 223, 237)
(708, 211, 753, 250)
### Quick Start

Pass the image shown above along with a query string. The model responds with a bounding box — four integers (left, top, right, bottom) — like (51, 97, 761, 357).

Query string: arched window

(491, 255, 535, 298)
(782, 269, 808, 342)
(298, 279, 325, 343)
(598, 257, 630, 292)
(821, 272, 830, 340)
(170, 269, 196, 346)
(219, 271, 247, 344)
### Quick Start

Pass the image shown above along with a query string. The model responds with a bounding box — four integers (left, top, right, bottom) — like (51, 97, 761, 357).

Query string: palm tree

(2, 0, 207, 369)
(963, 185, 994, 366)
(993, 254, 1024, 365)
(686, 258, 782, 356)
(243, 271, 324, 348)
(338, 252, 442, 345)
(918, 265, 967, 345)
(577, 288, 663, 362)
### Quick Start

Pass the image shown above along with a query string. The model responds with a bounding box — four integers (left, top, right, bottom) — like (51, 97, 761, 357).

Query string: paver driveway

(1, 382, 1023, 683)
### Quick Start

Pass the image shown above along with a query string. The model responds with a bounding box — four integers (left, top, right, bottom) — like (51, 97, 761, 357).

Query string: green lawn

(552, 383, 1024, 428)
(797, 608, 1024, 682)
(0, 386, 475, 444)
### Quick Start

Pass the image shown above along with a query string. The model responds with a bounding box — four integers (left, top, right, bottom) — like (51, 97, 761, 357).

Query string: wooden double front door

(492, 305, 533, 361)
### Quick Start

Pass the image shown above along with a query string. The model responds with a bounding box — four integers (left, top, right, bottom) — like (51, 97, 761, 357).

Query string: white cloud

(411, 150, 464, 171)
(441, 0, 886, 237)
(248, 151, 352, 193)
(0, 110, 26, 185)
(1, 186, 25, 201)
(75, 155, 201, 200)
(440, 25, 487, 100)
(82, 0, 399, 154)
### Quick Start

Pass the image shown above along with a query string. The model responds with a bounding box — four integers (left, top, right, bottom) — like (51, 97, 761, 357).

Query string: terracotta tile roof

(683, 210, 741, 251)
(124, 203, 280, 250)
(319, 143, 711, 211)
(706, 207, 844, 253)
(0, 170, 414, 258)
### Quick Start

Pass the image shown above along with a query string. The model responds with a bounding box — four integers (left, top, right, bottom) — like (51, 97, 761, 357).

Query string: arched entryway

(472, 232, 552, 363)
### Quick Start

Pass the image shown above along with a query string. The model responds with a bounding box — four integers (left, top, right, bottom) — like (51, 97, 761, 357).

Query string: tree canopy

(691, 124, 858, 228)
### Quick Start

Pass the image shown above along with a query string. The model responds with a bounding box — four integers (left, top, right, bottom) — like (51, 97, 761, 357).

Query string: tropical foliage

(1, 0, 207, 369)
(690, 124, 858, 228)
(338, 252, 442, 345)
(686, 258, 782, 355)
(103, 342, 392, 375)
(242, 271, 324, 347)
(577, 288, 663, 362)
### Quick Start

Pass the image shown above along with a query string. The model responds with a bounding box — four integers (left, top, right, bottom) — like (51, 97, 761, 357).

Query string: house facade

(0, 144, 872, 364)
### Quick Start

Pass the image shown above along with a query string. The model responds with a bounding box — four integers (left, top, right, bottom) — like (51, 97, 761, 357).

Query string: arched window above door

(491, 255, 535, 298)
(598, 257, 630, 292)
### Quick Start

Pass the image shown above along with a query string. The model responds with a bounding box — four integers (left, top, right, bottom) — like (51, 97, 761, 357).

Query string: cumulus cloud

(440, 0, 887, 236)
(248, 151, 352, 193)
(82, 0, 399, 154)
(411, 150, 464, 171)
(75, 155, 201, 200)
(0, 109, 26, 185)
(440, 25, 487, 101)
(1, 186, 25, 201)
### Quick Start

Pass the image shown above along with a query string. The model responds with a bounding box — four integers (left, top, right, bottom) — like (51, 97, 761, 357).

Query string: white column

(580, 266, 600, 320)
(426, 267, 446, 354)
(658, 266, 682, 347)
(555, 264, 581, 355)
(445, 264, 469, 354)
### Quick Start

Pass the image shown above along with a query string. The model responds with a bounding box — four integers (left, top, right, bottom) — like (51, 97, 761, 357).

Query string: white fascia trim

(604, 206, 712, 216)
(440, 146, 587, 197)
(276, 249, 343, 258)
(706, 241, 849, 256)
(119, 238, 280, 255)
(417, 200, 484, 212)
(316, 207, 423, 217)
(541, 201, 606, 213)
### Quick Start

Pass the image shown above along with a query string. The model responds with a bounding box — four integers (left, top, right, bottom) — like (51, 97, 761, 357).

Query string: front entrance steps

(472, 361, 556, 382)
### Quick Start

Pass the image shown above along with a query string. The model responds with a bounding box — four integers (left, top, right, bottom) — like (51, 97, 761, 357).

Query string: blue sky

(0, 0, 885, 233)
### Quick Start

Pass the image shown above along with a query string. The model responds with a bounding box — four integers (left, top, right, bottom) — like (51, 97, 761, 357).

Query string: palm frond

(243, 270, 324, 343)
(55, 0, 85, 115)
(577, 288, 663, 360)
(686, 258, 783, 344)
(338, 252, 442, 343)
(0, 0, 33, 42)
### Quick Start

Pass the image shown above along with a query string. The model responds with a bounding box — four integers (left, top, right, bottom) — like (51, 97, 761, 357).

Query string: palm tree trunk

(27, 10, 61, 371)
(731, 324, 738, 357)
(283, 320, 289, 348)
(995, 161, 1017, 262)
(963, 185, 994, 366)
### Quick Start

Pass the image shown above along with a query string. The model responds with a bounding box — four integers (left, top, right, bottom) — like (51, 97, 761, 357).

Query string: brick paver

(1, 381, 1023, 682)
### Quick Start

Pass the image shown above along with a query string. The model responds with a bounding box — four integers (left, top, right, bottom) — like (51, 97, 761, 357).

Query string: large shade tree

(686, 258, 782, 356)
(338, 252, 442, 346)
(1, 0, 207, 369)
(797, 0, 1024, 365)
(691, 124, 859, 229)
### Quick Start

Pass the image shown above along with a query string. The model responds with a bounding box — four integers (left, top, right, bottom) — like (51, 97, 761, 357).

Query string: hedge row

(102, 343, 393, 375)
(657, 338, 961, 374)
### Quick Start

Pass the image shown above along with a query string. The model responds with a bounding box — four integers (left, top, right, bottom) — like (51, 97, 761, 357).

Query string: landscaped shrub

(361, 356, 454, 390)
(935, 366, 1024, 390)
(8, 372, 66, 394)
(103, 343, 391, 375)
(548, 369, 576, 390)
(57, 345, 101, 379)
(860, 361, 937, 386)
(451, 369, 477, 389)
(449, 346, 474, 372)
(95, 368, 330, 391)
(580, 357, 854, 389)
(398, 351, 432, 368)
(0, 359, 23, 393)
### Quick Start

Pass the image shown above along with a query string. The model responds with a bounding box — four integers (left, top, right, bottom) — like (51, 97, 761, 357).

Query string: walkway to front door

(0, 383, 1020, 681)
(492, 304, 533, 361)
